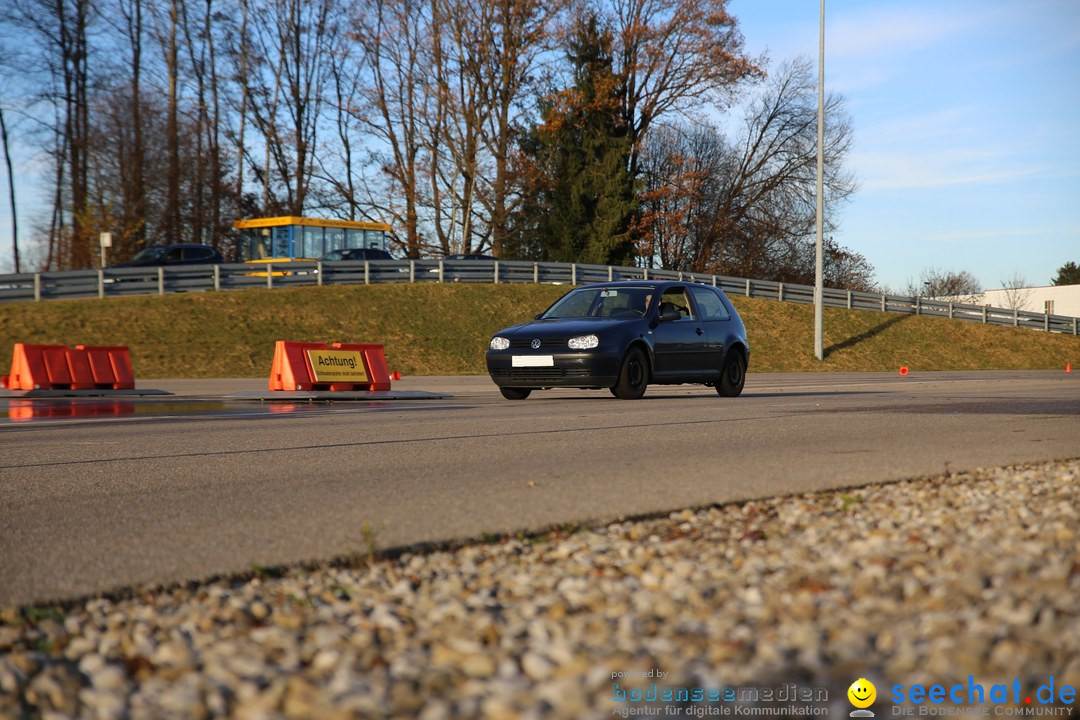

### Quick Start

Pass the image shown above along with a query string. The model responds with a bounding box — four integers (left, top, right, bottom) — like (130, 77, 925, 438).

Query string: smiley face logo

(848, 678, 877, 709)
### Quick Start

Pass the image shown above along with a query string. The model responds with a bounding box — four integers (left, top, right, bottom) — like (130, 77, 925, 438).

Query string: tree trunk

(165, 0, 181, 245)
(206, 0, 222, 248)
(127, 0, 146, 253)
(0, 104, 18, 272)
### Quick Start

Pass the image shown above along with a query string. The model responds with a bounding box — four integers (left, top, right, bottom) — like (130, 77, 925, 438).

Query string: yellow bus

(233, 216, 392, 264)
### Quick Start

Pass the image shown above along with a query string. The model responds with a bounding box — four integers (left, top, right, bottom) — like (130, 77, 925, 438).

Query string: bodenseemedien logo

(849, 678, 878, 717)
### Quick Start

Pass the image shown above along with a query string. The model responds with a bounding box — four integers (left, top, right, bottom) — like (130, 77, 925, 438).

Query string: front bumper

(486, 351, 621, 388)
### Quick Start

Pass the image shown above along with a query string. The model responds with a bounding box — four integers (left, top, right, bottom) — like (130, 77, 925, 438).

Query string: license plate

(512, 355, 554, 367)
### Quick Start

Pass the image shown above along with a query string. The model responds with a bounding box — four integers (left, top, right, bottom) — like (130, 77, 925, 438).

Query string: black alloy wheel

(611, 347, 648, 400)
(717, 348, 746, 397)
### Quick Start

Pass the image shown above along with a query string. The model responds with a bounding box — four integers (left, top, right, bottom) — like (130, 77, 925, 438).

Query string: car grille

(508, 338, 567, 349)
(491, 367, 593, 381)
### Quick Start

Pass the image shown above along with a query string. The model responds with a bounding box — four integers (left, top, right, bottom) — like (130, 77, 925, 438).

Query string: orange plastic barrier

(268, 341, 392, 392)
(2, 344, 136, 391)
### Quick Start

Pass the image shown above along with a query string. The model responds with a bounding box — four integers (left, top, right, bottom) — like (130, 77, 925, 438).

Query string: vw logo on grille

(531, 339, 542, 349)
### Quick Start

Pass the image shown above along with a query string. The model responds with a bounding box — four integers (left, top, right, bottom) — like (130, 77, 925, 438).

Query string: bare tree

(8, 0, 95, 269)
(348, 0, 560, 257)
(475, 0, 562, 256)
(203, 0, 226, 246)
(905, 267, 982, 300)
(180, 0, 207, 243)
(279, 0, 336, 214)
(348, 0, 431, 257)
(999, 272, 1032, 311)
(232, 0, 250, 213)
(430, 0, 490, 255)
(100, 0, 149, 257)
(637, 123, 728, 270)
(7, 0, 250, 266)
(600, 0, 761, 177)
(1, 0, 874, 271)
(714, 59, 853, 277)
(320, 28, 362, 220)
(243, 0, 337, 215)
(156, 0, 184, 245)
(639, 59, 858, 283)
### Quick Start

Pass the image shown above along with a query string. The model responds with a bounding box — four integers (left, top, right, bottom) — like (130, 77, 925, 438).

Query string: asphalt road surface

(2, 371, 1077, 608)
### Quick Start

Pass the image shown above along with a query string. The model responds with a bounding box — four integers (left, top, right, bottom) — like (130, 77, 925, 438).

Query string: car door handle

(695, 328, 704, 335)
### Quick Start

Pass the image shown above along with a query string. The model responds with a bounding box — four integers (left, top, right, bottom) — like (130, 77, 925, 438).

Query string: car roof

(324, 247, 389, 255)
(144, 243, 217, 250)
(574, 279, 715, 290)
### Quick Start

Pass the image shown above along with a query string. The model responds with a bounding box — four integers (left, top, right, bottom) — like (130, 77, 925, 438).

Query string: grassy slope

(0, 284, 1077, 378)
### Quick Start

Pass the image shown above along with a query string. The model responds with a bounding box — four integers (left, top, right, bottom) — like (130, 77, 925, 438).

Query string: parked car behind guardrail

(112, 244, 224, 267)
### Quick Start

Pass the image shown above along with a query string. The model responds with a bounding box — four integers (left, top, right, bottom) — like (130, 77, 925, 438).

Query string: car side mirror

(658, 308, 681, 322)
(534, 313, 544, 320)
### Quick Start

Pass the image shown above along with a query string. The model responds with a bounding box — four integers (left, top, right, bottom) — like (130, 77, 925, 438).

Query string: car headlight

(489, 337, 510, 351)
(568, 334, 599, 350)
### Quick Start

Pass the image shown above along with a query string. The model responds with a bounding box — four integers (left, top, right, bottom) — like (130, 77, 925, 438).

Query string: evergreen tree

(507, 16, 637, 265)
(1051, 261, 1080, 286)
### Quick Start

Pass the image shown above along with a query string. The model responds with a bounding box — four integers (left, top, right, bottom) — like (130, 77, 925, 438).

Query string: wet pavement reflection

(0, 396, 466, 424)
(2, 398, 328, 424)
(7, 399, 136, 422)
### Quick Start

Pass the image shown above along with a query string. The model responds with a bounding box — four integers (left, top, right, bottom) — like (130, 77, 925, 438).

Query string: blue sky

(728, 0, 1080, 291)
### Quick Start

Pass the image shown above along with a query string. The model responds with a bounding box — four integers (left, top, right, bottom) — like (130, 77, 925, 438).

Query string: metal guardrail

(0, 259, 1077, 335)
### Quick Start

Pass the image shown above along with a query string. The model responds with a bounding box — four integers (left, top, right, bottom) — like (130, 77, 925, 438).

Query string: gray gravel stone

(1, 458, 1077, 718)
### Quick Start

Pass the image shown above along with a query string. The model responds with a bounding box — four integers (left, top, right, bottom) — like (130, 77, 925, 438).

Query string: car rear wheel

(500, 387, 532, 400)
(717, 348, 746, 397)
(611, 347, 648, 400)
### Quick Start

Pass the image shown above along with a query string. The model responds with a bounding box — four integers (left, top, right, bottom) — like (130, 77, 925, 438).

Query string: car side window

(659, 288, 695, 320)
(167, 247, 184, 262)
(689, 286, 731, 321)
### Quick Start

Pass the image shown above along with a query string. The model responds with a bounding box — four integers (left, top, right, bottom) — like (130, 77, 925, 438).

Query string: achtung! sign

(306, 349, 369, 383)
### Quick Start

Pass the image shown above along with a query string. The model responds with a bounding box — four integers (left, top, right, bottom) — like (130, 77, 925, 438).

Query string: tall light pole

(814, 0, 825, 361)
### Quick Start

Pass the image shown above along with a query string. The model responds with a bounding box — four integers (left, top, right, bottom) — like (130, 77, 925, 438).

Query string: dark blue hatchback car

(486, 280, 750, 400)
(113, 243, 224, 267)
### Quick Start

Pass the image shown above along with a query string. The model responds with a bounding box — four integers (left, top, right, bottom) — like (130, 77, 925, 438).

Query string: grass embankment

(0, 284, 1077, 378)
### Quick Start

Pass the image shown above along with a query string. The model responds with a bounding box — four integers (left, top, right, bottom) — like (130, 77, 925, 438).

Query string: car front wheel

(500, 387, 532, 400)
(717, 348, 746, 397)
(611, 347, 648, 400)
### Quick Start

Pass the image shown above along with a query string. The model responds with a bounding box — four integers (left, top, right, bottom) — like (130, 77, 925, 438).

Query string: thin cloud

(828, 4, 984, 60)
(925, 226, 1070, 244)
(851, 104, 1050, 191)
(859, 106, 982, 144)
(853, 155, 1042, 191)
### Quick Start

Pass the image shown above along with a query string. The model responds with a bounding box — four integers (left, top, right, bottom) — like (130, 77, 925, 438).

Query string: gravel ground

(1, 458, 1077, 719)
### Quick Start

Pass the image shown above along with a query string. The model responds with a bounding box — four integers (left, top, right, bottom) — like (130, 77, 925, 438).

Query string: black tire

(717, 348, 746, 397)
(500, 387, 532, 400)
(611, 347, 649, 400)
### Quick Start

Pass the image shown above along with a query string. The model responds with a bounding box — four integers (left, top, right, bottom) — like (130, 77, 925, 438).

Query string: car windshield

(130, 247, 168, 262)
(541, 286, 655, 319)
(321, 249, 348, 261)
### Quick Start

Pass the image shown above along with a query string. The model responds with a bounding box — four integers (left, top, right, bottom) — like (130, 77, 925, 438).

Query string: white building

(977, 284, 1080, 317)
